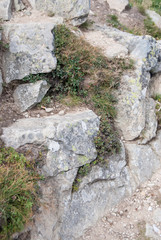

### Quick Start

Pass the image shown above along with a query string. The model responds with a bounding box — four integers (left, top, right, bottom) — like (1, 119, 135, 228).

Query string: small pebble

(45, 108, 53, 113)
(58, 110, 65, 116)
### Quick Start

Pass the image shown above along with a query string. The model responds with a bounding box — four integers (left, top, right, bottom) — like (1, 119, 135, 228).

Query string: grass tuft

(0, 147, 40, 240)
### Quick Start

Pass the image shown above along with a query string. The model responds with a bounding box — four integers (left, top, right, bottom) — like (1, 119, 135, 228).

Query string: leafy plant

(0, 147, 40, 240)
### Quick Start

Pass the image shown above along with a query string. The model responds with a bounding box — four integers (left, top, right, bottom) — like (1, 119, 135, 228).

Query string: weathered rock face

(125, 142, 161, 186)
(14, 0, 25, 11)
(13, 80, 50, 112)
(84, 25, 159, 142)
(28, 0, 90, 26)
(0, 0, 12, 20)
(2, 21, 58, 83)
(146, 10, 161, 30)
(107, 0, 129, 12)
(59, 145, 134, 240)
(2, 105, 161, 239)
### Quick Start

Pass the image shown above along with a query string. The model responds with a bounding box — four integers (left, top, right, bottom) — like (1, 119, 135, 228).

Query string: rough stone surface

(150, 73, 161, 96)
(28, 0, 90, 26)
(84, 30, 128, 59)
(83, 25, 159, 141)
(13, 80, 50, 112)
(14, 0, 25, 11)
(125, 141, 161, 186)
(146, 10, 161, 29)
(30, 141, 134, 240)
(0, 0, 12, 20)
(1, 110, 99, 175)
(107, 0, 129, 12)
(139, 98, 157, 144)
(2, 21, 57, 83)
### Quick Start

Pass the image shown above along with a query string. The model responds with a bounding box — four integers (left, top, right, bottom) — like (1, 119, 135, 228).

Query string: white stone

(107, 0, 129, 12)
(0, 0, 12, 20)
(45, 108, 53, 113)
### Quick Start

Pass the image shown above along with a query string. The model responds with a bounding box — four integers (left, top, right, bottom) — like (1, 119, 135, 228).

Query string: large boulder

(28, 0, 90, 26)
(13, 80, 50, 112)
(107, 0, 129, 12)
(0, 0, 12, 20)
(2, 20, 59, 83)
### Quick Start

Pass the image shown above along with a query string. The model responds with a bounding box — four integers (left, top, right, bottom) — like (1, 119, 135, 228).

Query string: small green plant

(144, 16, 161, 39)
(22, 73, 47, 83)
(107, 15, 140, 35)
(80, 20, 94, 30)
(151, 0, 161, 15)
(0, 147, 40, 240)
(39, 96, 51, 107)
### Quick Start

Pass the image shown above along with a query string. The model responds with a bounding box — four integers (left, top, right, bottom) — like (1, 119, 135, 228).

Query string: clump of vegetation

(107, 15, 140, 35)
(144, 16, 161, 39)
(79, 20, 94, 30)
(0, 147, 40, 240)
(22, 25, 133, 191)
(53, 25, 133, 156)
(22, 73, 47, 83)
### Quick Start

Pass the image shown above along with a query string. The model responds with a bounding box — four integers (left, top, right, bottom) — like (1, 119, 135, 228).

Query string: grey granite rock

(13, 80, 50, 112)
(28, 0, 90, 26)
(2, 21, 57, 83)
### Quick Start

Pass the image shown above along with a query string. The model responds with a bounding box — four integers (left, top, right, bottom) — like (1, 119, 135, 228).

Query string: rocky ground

(79, 168, 161, 240)
(77, 1, 161, 240)
(1, 0, 161, 240)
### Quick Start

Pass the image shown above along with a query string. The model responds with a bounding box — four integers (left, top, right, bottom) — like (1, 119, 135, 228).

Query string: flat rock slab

(13, 80, 50, 112)
(28, 0, 90, 26)
(0, 0, 12, 20)
(2, 21, 57, 83)
(107, 0, 129, 12)
(84, 30, 128, 59)
(1, 110, 100, 176)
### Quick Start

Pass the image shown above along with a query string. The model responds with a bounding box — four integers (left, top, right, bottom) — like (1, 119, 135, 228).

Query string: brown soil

(89, 0, 147, 35)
